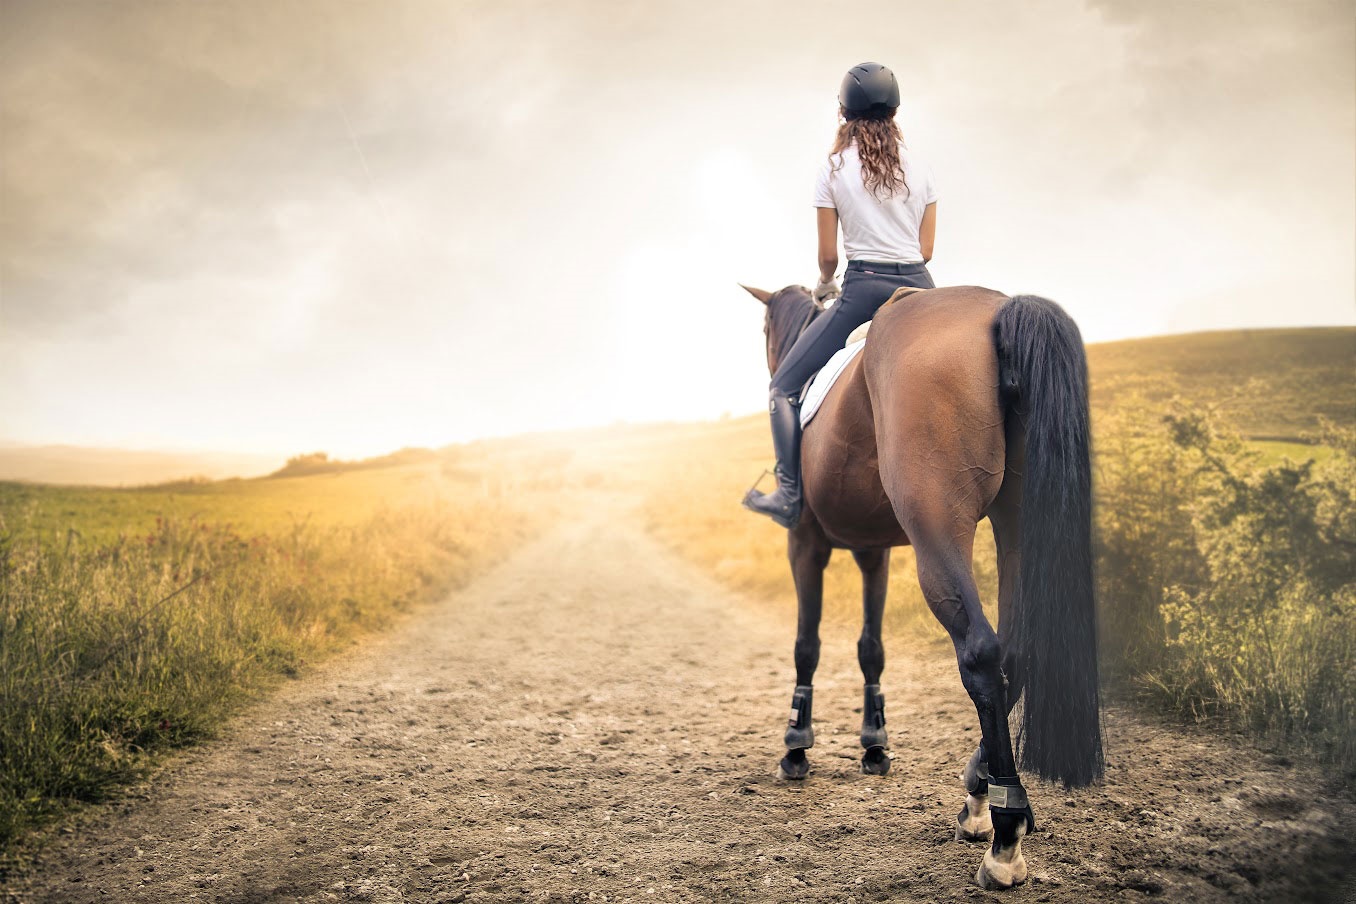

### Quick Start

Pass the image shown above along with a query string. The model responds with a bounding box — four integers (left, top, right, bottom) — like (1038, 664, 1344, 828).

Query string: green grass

(1250, 440, 1335, 467)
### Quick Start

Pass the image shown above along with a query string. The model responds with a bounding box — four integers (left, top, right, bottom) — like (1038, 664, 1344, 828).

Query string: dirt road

(6, 496, 1353, 903)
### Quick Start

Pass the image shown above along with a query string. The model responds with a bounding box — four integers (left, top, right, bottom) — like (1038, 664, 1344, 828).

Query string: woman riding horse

(740, 62, 1103, 892)
(743, 61, 938, 529)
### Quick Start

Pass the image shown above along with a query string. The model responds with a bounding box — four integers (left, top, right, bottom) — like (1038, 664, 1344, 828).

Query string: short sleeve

(813, 157, 835, 208)
(923, 160, 938, 205)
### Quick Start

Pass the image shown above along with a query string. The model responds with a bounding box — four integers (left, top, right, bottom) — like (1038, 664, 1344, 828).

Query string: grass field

(0, 442, 577, 860)
(3, 325, 1352, 859)
(1087, 326, 1355, 441)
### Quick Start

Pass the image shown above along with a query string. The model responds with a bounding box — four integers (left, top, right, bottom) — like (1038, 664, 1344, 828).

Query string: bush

(1093, 397, 1208, 672)
(1098, 403, 1356, 769)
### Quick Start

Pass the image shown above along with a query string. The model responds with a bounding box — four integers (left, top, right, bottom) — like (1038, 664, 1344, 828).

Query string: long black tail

(993, 295, 1103, 788)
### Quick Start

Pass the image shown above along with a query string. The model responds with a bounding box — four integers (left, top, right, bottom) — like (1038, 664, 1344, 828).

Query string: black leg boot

(742, 390, 803, 529)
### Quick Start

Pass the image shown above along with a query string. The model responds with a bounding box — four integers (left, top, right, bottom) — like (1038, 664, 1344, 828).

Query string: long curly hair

(829, 107, 908, 200)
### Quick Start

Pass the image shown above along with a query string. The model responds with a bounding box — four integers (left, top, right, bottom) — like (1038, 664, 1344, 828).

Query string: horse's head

(740, 284, 821, 376)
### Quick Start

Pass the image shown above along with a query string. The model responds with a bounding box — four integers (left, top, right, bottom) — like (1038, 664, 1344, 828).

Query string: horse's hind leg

(852, 548, 891, 775)
(959, 496, 1024, 843)
(778, 520, 831, 780)
(911, 519, 1032, 891)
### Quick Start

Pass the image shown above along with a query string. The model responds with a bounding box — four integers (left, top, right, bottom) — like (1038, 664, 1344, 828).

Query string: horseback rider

(743, 62, 939, 529)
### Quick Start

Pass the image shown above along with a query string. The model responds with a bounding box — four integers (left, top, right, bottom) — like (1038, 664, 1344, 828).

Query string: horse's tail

(992, 294, 1103, 788)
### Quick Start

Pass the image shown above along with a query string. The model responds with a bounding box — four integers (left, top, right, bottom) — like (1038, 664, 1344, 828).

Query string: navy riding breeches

(769, 260, 935, 397)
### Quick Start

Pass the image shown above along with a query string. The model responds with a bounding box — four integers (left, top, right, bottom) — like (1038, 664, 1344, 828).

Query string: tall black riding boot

(742, 390, 803, 529)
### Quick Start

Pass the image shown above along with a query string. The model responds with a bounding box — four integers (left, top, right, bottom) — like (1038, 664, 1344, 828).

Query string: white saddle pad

(799, 336, 866, 428)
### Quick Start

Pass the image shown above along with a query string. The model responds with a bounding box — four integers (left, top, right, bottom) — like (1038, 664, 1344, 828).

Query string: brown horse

(741, 283, 1102, 890)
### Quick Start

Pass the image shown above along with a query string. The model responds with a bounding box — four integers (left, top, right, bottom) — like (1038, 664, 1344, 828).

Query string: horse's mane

(767, 286, 820, 366)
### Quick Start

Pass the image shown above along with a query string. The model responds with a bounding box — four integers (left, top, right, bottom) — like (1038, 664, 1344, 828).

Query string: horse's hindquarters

(863, 288, 1009, 532)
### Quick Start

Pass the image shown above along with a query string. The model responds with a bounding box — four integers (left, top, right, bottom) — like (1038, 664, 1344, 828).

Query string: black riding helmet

(839, 62, 900, 116)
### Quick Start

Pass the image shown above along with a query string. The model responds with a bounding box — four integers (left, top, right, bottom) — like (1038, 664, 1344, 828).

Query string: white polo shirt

(813, 143, 937, 263)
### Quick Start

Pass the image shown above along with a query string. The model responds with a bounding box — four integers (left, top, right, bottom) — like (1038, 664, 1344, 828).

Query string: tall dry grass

(0, 464, 545, 858)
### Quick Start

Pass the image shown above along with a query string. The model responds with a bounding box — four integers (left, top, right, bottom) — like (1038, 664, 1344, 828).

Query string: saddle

(799, 325, 869, 428)
(798, 286, 927, 428)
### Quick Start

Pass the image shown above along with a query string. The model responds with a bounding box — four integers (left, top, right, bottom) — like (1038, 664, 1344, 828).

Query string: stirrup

(743, 468, 774, 499)
(741, 471, 801, 529)
(741, 491, 801, 529)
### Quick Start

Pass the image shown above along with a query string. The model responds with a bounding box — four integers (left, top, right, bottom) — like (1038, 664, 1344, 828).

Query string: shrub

(1102, 406, 1356, 769)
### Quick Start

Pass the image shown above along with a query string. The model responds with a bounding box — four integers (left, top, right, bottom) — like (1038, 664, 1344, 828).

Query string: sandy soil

(5, 494, 1353, 903)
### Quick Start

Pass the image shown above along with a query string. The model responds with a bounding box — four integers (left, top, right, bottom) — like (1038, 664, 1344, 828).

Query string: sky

(2, 0, 1353, 459)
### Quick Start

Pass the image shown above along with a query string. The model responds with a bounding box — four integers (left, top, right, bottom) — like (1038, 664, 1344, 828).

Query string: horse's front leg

(851, 548, 891, 775)
(957, 741, 993, 842)
(778, 520, 831, 780)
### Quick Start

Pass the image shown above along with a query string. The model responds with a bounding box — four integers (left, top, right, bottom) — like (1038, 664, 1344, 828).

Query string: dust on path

(5, 493, 1352, 903)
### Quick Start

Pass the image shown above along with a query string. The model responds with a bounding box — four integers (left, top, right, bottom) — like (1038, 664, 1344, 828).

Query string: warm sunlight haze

(2, 0, 1353, 463)
(3, 4, 1356, 898)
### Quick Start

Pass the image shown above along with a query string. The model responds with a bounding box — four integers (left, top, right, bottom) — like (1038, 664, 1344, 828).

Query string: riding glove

(813, 278, 841, 303)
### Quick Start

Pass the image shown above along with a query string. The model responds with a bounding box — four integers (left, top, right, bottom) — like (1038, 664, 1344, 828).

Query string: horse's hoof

(974, 846, 1027, 890)
(861, 747, 891, 775)
(955, 796, 993, 842)
(955, 821, 993, 843)
(777, 753, 811, 780)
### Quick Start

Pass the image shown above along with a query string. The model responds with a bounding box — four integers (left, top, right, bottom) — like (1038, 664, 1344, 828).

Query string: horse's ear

(739, 284, 773, 305)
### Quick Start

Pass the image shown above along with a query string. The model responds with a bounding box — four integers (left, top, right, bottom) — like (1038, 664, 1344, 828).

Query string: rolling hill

(1, 326, 1350, 489)
(1087, 326, 1354, 440)
(0, 444, 282, 487)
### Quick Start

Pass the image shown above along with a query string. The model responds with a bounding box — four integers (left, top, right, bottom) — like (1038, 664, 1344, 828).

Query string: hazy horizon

(3, 0, 1353, 458)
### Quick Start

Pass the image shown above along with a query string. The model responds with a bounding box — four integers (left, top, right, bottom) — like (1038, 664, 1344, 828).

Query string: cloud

(1, 0, 1351, 454)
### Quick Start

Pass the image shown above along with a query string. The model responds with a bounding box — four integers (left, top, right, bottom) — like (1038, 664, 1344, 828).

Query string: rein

(794, 304, 821, 342)
(772, 291, 823, 368)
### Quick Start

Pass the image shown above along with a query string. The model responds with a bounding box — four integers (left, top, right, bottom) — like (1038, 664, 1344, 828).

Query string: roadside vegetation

(1097, 402, 1355, 769)
(0, 448, 556, 861)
